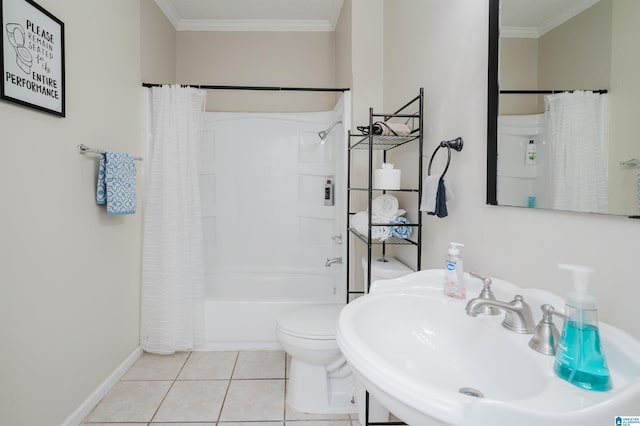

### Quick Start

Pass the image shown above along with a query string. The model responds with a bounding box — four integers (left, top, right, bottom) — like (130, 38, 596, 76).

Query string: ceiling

(501, 0, 600, 38)
(154, 0, 345, 31)
(154, 0, 598, 36)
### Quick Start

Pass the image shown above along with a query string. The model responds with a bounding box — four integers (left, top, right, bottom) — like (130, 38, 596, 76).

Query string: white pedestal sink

(336, 270, 640, 426)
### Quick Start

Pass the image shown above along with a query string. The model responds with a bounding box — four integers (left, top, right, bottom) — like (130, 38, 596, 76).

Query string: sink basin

(336, 270, 640, 426)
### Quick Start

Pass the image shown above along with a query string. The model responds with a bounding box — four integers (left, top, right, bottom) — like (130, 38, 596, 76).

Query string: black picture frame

(0, 0, 65, 117)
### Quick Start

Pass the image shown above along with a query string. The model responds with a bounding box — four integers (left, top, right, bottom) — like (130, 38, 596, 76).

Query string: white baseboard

(60, 346, 143, 426)
(199, 340, 284, 351)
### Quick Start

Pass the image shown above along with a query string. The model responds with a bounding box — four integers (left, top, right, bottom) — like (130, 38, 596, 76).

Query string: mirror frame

(487, 0, 499, 205)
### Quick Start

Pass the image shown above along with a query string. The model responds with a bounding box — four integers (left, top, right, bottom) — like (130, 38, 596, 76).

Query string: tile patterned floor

(82, 350, 362, 426)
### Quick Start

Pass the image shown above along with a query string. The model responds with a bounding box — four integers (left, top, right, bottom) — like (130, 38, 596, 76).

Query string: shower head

(318, 120, 343, 141)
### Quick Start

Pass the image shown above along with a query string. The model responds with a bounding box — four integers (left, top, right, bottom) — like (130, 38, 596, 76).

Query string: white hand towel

(420, 175, 454, 213)
(371, 194, 405, 220)
(352, 211, 390, 241)
(352, 211, 369, 235)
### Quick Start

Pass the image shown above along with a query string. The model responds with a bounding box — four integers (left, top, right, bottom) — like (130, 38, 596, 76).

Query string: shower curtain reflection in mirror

(497, 91, 608, 214)
(546, 91, 608, 213)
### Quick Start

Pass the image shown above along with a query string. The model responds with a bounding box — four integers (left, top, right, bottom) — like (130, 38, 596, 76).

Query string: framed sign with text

(1, 0, 64, 116)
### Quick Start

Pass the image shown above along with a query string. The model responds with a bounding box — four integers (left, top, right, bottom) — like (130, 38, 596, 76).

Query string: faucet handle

(470, 271, 492, 287)
(529, 304, 562, 355)
(470, 271, 500, 316)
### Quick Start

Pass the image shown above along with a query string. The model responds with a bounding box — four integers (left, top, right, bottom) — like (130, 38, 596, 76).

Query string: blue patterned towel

(390, 216, 412, 239)
(96, 151, 137, 215)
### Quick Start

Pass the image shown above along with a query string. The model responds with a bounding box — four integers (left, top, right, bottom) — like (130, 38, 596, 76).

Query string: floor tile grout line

(283, 353, 288, 422)
(147, 351, 192, 423)
(88, 350, 346, 425)
(216, 350, 240, 424)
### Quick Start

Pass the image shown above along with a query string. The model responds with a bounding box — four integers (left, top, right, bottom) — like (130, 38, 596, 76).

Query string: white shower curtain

(545, 91, 608, 213)
(141, 85, 207, 354)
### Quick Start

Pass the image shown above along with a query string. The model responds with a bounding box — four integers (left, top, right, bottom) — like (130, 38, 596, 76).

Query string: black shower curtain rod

(142, 83, 350, 92)
(500, 89, 608, 94)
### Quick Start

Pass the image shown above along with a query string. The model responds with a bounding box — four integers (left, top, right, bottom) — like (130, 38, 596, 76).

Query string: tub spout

(325, 257, 343, 267)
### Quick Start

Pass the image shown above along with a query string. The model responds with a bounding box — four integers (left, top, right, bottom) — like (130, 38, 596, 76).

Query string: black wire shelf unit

(345, 88, 424, 426)
(346, 88, 424, 298)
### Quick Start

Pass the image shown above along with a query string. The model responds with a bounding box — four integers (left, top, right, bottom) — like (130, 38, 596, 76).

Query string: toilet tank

(361, 257, 412, 292)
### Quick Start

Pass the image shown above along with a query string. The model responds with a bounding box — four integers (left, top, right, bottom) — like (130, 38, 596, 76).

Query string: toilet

(361, 256, 413, 293)
(276, 257, 412, 415)
(277, 304, 354, 414)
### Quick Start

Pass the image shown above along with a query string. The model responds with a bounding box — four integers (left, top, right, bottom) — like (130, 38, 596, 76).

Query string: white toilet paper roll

(375, 169, 401, 189)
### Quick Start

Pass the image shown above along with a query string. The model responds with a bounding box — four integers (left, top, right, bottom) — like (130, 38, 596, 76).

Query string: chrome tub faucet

(325, 257, 343, 267)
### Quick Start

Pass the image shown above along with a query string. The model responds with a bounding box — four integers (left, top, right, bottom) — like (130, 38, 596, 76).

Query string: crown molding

(502, 0, 601, 39)
(330, 0, 345, 28)
(154, 0, 180, 29)
(501, 26, 539, 39)
(153, 0, 338, 32)
(538, 0, 600, 37)
(176, 19, 334, 32)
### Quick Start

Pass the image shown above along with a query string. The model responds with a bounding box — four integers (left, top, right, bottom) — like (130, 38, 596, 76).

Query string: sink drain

(459, 387, 484, 398)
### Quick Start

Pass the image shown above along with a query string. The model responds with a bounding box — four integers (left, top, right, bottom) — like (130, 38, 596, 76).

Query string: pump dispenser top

(553, 264, 612, 391)
(448, 242, 464, 256)
(559, 264, 597, 310)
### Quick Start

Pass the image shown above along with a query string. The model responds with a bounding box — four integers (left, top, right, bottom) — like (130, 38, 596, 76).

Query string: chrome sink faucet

(465, 295, 536, 334)
(325, 257, 343, 267)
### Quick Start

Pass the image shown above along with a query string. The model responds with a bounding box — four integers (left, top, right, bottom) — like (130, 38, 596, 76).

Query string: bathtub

(202, 270, 344, 350)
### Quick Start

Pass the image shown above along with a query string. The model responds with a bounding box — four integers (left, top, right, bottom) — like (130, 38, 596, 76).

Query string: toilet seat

(277, 304, 343, 340)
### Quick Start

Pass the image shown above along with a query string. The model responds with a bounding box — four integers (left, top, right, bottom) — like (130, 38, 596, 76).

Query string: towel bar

(77, 144, 143, 161)
(619, 158, 640, 167)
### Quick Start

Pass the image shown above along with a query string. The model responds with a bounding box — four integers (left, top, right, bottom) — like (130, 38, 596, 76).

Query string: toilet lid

(277, 304, 344, 340)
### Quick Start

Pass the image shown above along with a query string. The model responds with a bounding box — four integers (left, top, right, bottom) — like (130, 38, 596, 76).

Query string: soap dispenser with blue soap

(553, 264, 612, 391)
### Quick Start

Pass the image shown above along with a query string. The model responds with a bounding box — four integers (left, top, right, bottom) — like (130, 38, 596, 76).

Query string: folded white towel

(420, 175, 454, 213)
(371, 194, 405, 221)
(352, 211, 368, 235)
(352, 211, 390, 241)
(373, 225, 390, 241)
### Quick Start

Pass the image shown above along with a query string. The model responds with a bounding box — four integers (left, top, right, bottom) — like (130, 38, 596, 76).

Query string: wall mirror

(487, 0, 640, 218)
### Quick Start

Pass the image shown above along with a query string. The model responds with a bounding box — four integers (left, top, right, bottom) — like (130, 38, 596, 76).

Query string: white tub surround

(198, 94, 350, 350)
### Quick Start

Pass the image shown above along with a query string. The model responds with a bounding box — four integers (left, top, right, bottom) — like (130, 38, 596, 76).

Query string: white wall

(608, 0, 640, 216)
(0, 1, 143, 425)
(176, 31, 336, 112)
(382, 0, 640, 340)
(335, 0, 353, 93)
(499, 38, 539, 115)
(141, 0, 177, 83)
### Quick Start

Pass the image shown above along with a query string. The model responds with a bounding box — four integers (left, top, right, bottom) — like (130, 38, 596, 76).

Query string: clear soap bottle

(553, 264, 612, 391)
(444, 242, 465, 299)
(525, 140, 537, 165)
